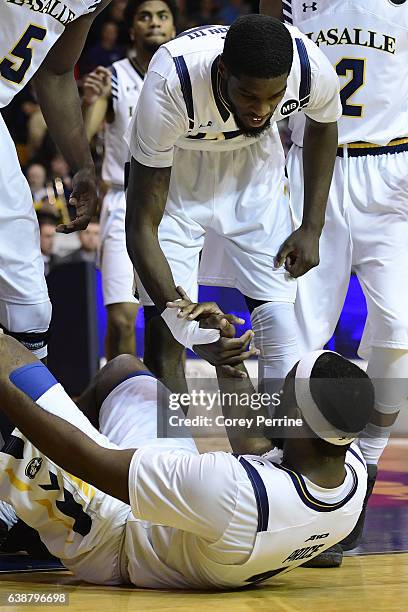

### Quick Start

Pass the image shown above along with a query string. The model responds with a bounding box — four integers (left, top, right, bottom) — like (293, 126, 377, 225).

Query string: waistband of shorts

(337, 137, 408, 158)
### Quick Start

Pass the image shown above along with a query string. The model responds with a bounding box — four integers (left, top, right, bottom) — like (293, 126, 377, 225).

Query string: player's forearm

(301, 119, 338, 234)
(216, 365, 271, 455)
(125, 160, 180, 310)
(33, 69, 94, 174)
(83, 96, 109, 141)
(259, 0, 283, 20)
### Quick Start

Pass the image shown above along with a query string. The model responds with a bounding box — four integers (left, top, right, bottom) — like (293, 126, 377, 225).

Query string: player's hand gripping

(56, 166, 98, 233)
(82, 66, 112, 105)
(167, 287, 259, 378)
(275, 226, 320, 278)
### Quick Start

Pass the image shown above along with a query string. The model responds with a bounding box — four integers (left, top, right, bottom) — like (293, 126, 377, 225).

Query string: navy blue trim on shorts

(173, 56, 194, 130)
(296, 38, 311, 109)
(234, 456, 269, 532)
(337, 141, 408, 158)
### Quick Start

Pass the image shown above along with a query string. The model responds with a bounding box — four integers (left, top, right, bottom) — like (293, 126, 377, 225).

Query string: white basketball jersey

(285, 0, 408, 145)
(128, 24, 341, 167)
(102, 58, 144, 187)
(0, 0, 101, 109)
(124, 444, 367, 589)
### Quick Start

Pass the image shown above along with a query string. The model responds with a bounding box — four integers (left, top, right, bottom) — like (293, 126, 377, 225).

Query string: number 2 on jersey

(335, 58, 366, 118)
(0, 24, 46, 85)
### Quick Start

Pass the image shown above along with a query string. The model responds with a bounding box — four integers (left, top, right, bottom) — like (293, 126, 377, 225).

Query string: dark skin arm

(260, 2, 338, 278)
(259, 0, 283, 20)
(126, 159, 180, 309)
(126, 163, 255, 367)
(215, 363, 272, 455)
(32, 0, 111, 233)
(275, 118, 338, 277)
(0, 334, 132, 504)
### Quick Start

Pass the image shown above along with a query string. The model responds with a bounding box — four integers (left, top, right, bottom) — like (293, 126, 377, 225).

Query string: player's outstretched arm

(259, 0, 283, 20)
(0, 334, 133, 505)
(32, 1, 111, 233)
(126, 158, 181, 310)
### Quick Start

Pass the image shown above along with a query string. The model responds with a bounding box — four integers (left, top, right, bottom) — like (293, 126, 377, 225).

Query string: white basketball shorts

(99, 188, 138, 306)
(136, 128, 297, 306)
(0, 114, 51, 349)
(287, 141, 408, 359)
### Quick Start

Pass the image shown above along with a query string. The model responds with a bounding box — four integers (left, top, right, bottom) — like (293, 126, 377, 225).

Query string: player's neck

(282, 442, 347, 488)
(131, 48, 154, 75)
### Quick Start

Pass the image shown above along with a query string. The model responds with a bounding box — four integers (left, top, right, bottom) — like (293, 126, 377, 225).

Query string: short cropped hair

(222, 14, 294, 79)
(124, 0, 178, 29)
(310, 353, 374, 456)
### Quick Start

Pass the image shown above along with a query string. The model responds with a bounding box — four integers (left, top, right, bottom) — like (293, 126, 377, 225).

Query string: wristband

(161, 305, 220, 350)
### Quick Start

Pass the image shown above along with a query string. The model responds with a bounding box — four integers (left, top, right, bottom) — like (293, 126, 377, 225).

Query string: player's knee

(108, 304, 137, 339)
(109, 353, 145, 374)
(0, 300, 51, 359)
(250, 301, 298, 355)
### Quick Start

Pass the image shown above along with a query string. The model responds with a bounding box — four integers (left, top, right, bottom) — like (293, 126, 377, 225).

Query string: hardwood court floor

(1, 439, 407, 612)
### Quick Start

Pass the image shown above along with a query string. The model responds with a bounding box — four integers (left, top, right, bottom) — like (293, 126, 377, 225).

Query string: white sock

(359, 348, 408, 465)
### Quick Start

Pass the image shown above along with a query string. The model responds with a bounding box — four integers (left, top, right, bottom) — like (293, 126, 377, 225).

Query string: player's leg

(0, 334, 130, 584)
(0, 114, 51, 361)
(350, 150, 408, 511)
(352, 150, 408, 464)
(76, 353, 152, 427)
(286, 144, 352, 354)
(199, 130, 299, 389)
(143, 306, 187, 396)
(106, 303, 140, 359)
(99, 189, 140, 360)
(96, 355, 198, 454)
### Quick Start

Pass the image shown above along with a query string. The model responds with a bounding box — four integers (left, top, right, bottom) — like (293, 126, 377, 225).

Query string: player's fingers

(220, 330, 254, 350)
(177, 304, 199, 318)
(186, 303, 222, 320)
(56, 214, 90, 234)
(95, 66, 111, 76)
(275, 241, 293, 269)
(220, 349, 257, 365)
(219, 365, 248, 378)
(175, 286, 191, 301)
(223, 313, 245, 326)
(166, 299, 190, 310)
(220, 343, 260, 359)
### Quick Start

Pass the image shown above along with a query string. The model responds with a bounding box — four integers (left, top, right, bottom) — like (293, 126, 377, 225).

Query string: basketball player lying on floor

(0, 329, 373, 589)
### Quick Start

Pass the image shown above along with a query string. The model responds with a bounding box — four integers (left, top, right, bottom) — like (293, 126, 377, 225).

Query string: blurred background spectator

(37, 208, 62, 276)
(27, 163, 48, 203)
(79, 21, 124, 75)
(61, 220, 100, 266)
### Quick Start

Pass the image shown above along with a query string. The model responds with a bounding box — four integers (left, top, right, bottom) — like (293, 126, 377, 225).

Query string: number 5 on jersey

(336, 58, 366, 118)
(0, 24, 46, 85)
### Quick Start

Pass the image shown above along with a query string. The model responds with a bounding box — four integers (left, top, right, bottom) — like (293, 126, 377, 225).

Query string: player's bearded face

(132, 1, 175, 52)
(225, 72, 288, 138)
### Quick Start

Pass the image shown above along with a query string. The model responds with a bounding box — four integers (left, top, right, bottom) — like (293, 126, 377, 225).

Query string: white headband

(294, 351, 357, 446)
